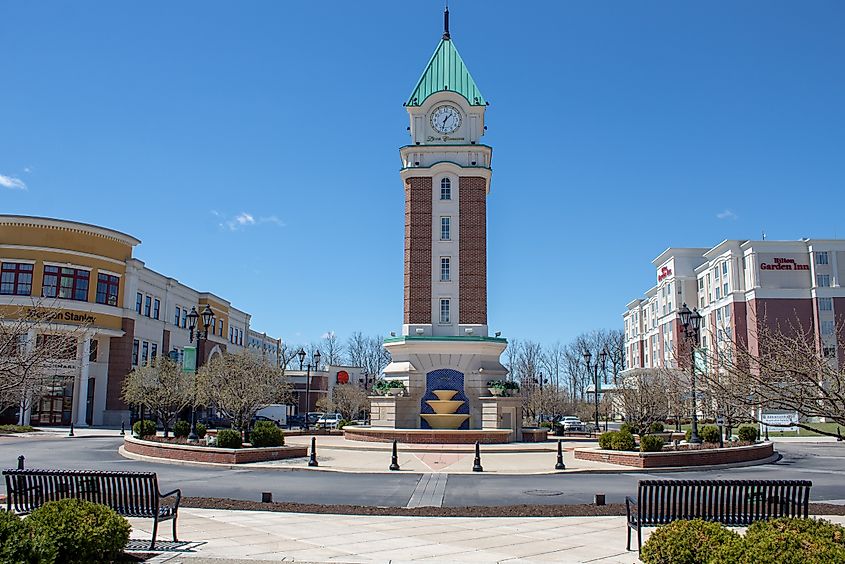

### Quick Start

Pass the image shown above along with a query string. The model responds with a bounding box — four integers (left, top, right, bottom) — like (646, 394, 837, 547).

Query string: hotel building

(0, 215, 279, 427)
(623, 239, 845, 373)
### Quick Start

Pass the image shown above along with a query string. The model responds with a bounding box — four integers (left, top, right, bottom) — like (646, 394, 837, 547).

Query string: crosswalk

(406, 473, 448, 508)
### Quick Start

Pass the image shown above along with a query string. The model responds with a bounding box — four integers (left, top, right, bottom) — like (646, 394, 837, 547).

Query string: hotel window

(181, 308, 187, 328)
(715, 286, 721, 300)
(95, 273, 119, 305)
(153, 299, 160, 320)
(1, 262, 33, 295)
(218, 319, 224, 336)
(439, 298, 451, 324)
(723, 282, 729, 295)
(144, 295, 151, 317)
(714, 267, 720, 280)
(151, 343, 158, 360)
(821, 320, 835, 335)
(175, 306, 181, 326)
(440, 177, 451, 200)
(43, 266, 89, 301)
(816, 252, 829, 265)
(440, 217, 451, 240)
(132, 339, 139, 366)
(135, 292, 143, 313)
(440, 257, 450, 281)
(819, 297, 833, 311)
(817, 274, 831, 287)
(141, 341, 149, 365)
(722, 262, 728, 276)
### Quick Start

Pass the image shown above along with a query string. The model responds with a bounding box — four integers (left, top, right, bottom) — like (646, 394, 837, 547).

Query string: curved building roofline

(0, 215, 141, 247)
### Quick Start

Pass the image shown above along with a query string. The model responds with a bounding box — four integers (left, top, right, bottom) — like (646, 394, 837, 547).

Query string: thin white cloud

(321, 331, 336, 340)
(23, 167, 31, 173)
(215, 210, 285, 231)
(0, 174, 27, 190)
(716, 209, 738, 220)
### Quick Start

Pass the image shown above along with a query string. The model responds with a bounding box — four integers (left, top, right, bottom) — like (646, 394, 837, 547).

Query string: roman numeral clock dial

(430, 105, 462, 134)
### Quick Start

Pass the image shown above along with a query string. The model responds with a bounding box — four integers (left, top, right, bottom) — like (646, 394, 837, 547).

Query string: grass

(0, 424, 39, 434)
(674, 422, 841, 437)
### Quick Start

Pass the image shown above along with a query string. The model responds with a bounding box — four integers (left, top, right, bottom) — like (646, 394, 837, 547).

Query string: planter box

(574, 441, 774, 468)
(522, 428, 549, 442)
(124, 436, 308, 464)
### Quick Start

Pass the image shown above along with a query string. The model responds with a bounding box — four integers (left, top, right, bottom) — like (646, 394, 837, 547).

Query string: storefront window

(95, 273, 120, 305)
(0, 262, 33, 295)
(43, 266, 89, 301)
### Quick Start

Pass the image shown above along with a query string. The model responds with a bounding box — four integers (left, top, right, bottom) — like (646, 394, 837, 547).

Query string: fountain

(421, 390, 470, 430)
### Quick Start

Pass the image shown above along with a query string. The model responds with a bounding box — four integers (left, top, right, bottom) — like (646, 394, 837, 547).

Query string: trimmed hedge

(216, 429, 242, 449)
(26, 499, 131, 564)
(641, 519, 742, 564)
(620, 422, 639, 435)
(250, 420, 284, 447)
(640, 435, 665, 453)
(642, 518, 845, 564)
(686, 425, 721, 444)
(649, 421, 665, 434)
(598, 430, 637, 451)
(0, 509, 40, 563)
(173, 420, 190, 437)
(737, 425, 758, 442)
(132, 419, 157, 437)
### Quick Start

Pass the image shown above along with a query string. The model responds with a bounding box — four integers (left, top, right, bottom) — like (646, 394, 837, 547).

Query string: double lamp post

(297, 348, 321, 431)
(583, 348, 608, 432)
(186, 304, 214, 443)
(678, 303, 703, 444)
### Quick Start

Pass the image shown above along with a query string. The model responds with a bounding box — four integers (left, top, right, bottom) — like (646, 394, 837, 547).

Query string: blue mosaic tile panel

(420, 368, 469, 430)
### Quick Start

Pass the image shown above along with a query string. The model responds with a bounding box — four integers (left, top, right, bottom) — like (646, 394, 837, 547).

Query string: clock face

(430, 105, 462, 134)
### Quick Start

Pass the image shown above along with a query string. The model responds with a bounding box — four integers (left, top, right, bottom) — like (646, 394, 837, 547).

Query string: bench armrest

(625, 496, 637, 522)
(159, 488, 182, 511)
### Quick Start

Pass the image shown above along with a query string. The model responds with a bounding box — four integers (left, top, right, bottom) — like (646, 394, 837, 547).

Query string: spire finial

(443, 5, 450, 40)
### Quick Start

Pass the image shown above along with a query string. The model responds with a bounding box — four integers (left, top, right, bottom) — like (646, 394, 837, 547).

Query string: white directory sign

(760, 412, 799, 433)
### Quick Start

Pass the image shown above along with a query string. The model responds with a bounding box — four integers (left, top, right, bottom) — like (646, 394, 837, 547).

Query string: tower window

(440, 257, 450, 281)
(440, 217, 451, 240)
(817, 251, 829, 265)
(440, 178, 451, 200)
(439, 298, 451, 324)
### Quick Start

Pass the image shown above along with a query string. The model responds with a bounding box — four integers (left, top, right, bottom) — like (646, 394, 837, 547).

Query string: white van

(254, 405, 287, 426)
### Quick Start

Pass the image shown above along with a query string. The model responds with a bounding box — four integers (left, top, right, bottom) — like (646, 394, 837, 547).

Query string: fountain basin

(425, 400, 463, 414)
(432, 390, 458, 401)
(420, 413, 470, 430)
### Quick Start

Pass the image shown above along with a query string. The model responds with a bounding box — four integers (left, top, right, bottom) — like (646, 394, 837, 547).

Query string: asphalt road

(1, 436, 843, 507)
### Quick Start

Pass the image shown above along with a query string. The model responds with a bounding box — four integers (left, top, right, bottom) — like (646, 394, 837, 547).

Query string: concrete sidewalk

(132, 508, 641, 563)
(129, 509, 845, 563)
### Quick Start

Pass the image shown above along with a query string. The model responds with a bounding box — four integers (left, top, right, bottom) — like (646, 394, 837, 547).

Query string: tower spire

(443, 5, 450, 40)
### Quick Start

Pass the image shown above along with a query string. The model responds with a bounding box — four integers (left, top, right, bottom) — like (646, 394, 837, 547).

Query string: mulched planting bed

(182, 497, 845, 517)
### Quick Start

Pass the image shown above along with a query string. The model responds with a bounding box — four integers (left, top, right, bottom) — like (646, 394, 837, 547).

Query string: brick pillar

(404, 177, 432, 324)
(106, 318, 135, 411)
(459, 176, 487, 325)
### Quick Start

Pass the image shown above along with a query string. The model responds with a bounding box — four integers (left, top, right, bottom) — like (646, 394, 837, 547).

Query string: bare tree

(321, 331, 345, 365)
(196, 351, 291, 437)
(318, 384, 369, 420)
(541, 341, 565, 391)
(1, 302, 89, 424)
(601, 328, 626, 385)
(617, 369, 671, 433)
(122, 356, 193, 437)
(706, 315, 845, 438)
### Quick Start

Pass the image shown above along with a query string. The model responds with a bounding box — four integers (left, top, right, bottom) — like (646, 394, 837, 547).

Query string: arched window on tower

(440, 177, 451, 200)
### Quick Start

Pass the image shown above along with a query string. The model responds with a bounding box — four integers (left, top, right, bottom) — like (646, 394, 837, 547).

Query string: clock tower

(374, 8, 519, 441)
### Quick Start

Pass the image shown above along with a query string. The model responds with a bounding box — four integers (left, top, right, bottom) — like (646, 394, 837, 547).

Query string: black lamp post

(297, 348, 321, 431)
(678, 303, 703, 444)
(532, 374, 549, 422)
(583, 348, 608, 433)
(186, 304, 214, 442)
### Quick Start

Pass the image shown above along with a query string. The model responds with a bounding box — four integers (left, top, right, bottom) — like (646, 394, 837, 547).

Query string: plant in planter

(373, 379, 406, 396)
(487, 380, 519, 397)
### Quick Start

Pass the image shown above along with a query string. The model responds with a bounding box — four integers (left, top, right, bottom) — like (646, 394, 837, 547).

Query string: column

(75, 335, 91, 427)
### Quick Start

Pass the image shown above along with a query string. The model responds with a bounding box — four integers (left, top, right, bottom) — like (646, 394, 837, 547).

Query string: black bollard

(838, 427, 842, 442)
(472, 441, 483, 472)
(719, 426, 724, 449)
(555, 439, 566, 470)
(308, 436, 319, 467)
(389, 439, 400, 471)
(764, 426, 769, 441)
(261, 492, 273, 503)
(17, 455, 25, 470)
(120, 420, 125, 436)
(68, 422, 74, 437)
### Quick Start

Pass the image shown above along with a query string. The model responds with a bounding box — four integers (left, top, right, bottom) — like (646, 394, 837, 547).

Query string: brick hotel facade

(0, 215, 279, 427)
(623, 239, 845, 373)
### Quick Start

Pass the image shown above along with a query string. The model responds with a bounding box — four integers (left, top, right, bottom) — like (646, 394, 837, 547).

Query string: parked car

(316, 413, 343, 429)
(287, 412, 322, 429)
(559, 416, 586, 432)
(254, 404, 287, 427)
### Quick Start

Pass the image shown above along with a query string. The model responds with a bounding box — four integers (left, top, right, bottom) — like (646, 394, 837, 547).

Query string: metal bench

(3, 467, 181, 550)
(626, 479, 811, 551)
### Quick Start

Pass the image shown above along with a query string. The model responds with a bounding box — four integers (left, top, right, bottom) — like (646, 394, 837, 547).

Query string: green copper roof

(406, 38, 486, 107)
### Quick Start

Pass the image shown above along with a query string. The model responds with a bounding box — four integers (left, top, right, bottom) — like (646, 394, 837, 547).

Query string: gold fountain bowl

(425, 400, 464, 414)
(432, 390, 458, 401)
(420, 413, 470, 430)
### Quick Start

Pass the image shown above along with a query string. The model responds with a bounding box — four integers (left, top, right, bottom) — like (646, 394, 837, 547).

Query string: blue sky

(2, 1, 843, 347)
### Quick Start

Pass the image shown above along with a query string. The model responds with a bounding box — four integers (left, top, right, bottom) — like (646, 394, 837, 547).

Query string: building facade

(0, 215, 278, 427)
(623, 239, 845, 373)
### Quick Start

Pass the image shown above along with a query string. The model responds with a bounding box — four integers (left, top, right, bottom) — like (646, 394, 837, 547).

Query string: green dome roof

(405, 37, 486, 107)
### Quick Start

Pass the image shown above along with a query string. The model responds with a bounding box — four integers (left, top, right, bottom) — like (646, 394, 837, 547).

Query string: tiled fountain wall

(420, 368, 470, 430)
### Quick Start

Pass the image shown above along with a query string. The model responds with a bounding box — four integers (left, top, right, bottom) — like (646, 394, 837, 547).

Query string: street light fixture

(678, 303, 703, 444)
(297, 348, 321, 431)
(186, 304, 214, 442)
(583, 348, 608, 433)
